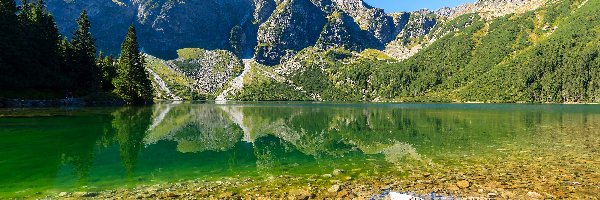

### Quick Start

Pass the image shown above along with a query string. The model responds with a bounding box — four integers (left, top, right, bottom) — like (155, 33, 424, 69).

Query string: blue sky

(363, 0, 476, 13)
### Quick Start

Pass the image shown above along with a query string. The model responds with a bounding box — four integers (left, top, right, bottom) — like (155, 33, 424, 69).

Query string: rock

(328, 184, 341, 193)
(487, 193, 498, 198)
(332, 169, 345, 176)
(219, 192, 234, 198)
(74, 192, 99, 197)
(457, 180, 470, 189)
(289, 189, 314, 200)
(336, 190, 349, 198)
(447, 185, 460, 191)
(527, 191, 543, 199)
(390, 192, 417, 200)
(322, 174, 333, 178)
(58, 192, 68, 197)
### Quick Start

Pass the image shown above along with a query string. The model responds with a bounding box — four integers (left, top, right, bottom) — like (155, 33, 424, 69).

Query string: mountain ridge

(44, 0, 595, 104)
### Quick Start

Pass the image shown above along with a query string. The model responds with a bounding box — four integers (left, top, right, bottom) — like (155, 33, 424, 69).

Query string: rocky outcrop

(47, 0, 546, 66)
(172, 49, 243, 96)
(254, 0, 328, 65)
(384, 10, 439, 60)
(145, 49, 243, 99)
(316, 11, 371, 51)
(384, 0, 545, 60)
(47, 0, 255, 58)
(331, 0, 401, 45)
(436, 0, 547, 19)
(47, 0, 135, 54)
(253, 0, 279, 24)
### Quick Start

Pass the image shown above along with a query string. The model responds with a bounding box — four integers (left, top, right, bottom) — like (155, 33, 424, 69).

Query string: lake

(0, 103, 598, 199)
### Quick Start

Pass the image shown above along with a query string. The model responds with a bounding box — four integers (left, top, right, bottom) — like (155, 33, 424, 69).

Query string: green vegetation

(67, 10, 100, 93)
(0, 0, 65, 97)
(113, 26, 153, 104)
(461, 0, 600, 102)
(0, 1, 154, 104)
(234, 62, 311, 101)
(235, 0, 600, 103)
(1, 0, 597, 103)
(145, 56, 195, 99)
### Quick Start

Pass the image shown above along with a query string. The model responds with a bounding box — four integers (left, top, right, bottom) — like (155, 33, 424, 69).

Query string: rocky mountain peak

(47, 0, 547, 65)
(436, 0, 547, 19)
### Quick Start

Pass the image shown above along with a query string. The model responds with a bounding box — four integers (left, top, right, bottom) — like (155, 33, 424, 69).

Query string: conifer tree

(113, 26, 153, 104)
(97, 52, 117, 91)
(70, 10, 99, 92)
(0, 0, 19, 88)
(17, 0, 62, 90)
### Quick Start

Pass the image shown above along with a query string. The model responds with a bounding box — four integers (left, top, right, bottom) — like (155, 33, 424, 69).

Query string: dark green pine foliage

(17, 0, 64, 90)
(0, 0, 19, 87)
(113, 26, 153, 104)
(69, 10, 100, 93)
(97, 52, 117, 91)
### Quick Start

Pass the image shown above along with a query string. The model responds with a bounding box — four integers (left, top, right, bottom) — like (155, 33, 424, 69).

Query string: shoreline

(0, 98, 125, 108)
(37, 174, 555, 200)
(1, 98, 599, 109)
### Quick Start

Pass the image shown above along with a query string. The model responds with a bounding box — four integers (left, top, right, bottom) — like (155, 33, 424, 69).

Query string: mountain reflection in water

(1, 103, 599, 198)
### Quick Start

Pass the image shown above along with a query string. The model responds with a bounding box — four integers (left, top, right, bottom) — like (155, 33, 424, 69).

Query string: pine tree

(70, 10, 99, 93)
(0, 0, 19, 88)
(17, 0, 63, 91)
(97, 52, 117, 91)
(113, 26, 153, 104)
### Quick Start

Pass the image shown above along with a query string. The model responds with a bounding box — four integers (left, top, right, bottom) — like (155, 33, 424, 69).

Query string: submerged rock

(527, 191, 543, 199)
(457, 180, 470, 189)
(328, 184, 341, 193)
(332, 169, 345, 175)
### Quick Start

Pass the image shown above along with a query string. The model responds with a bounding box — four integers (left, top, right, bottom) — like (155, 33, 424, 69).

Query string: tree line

(0, 0, 152, 104)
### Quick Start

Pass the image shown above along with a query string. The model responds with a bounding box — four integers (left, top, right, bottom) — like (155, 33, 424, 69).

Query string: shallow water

(0, 103, 599, 198)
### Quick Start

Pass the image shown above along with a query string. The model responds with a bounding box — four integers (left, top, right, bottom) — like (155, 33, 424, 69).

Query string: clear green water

(0, 103, 599, 198)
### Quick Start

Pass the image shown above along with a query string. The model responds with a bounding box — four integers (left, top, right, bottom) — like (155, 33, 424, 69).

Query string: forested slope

(233, 0, 600, 103)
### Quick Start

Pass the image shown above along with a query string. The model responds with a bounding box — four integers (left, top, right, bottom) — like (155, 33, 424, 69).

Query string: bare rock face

(384, 0, 545, 60)
(47, 0, 255, 58)
(253, 0, 278, 24)
(316, 11, 375, 51)
(384, 10, 439, 60)
(436, 0, 547, 19)
(254, 0, 328, 66)
(47, 0, 136, 54)
(171, 49, 243, 96)
(331, 0, 400, 45)
(47, 0, 545, 66)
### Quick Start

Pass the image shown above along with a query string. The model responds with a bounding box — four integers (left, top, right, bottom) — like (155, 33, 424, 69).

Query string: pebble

(322, 174, 333, 178)
(74, 192, 99, 197)
(333, 169, 345, 176)
(457, 180, 470, 189)
(328, 184, 341, 193)
(527, 191, 543, 199)
(289, 189, 314, 200)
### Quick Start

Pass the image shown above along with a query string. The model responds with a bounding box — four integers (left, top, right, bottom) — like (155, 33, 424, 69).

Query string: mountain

(231, 0, 600, 103)
(46, 0, 438, 64)
(45, 0, 599, 103)
(145, 48, 243, 100)
(47, 0, 256, 59)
